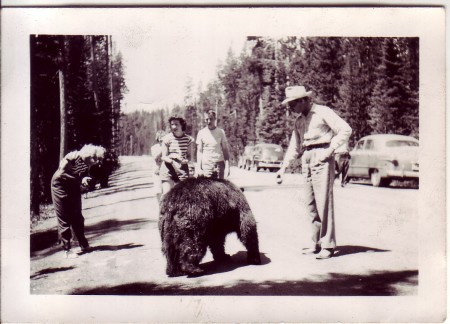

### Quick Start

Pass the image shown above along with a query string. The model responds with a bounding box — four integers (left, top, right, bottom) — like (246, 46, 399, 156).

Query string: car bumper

(257, 161, 282, 168)
(386, 170, 419, 179)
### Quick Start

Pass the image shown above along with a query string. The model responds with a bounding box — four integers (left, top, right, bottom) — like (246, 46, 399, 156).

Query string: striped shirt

(61, 152, 89, 178)
(162, 133, 194, 161)
(72, 156, 89, 177)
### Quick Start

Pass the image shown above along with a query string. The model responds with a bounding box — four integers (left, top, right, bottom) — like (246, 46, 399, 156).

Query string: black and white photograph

(1, 4, 446, 323)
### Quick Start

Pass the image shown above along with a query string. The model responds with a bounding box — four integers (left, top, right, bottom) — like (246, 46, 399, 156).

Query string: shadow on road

(71, 269, 418, 296)
(83, 195, 152, 211)
(30, 266, 75, 279)
(30, 244, 143, 279)
(333, 245, 390, 257)
(197, 251, 270, 277)
(242, 184, 300, 192)
(30, 229, 59, 254)
(85, 181, 154, 200)
(349, 180, 419, 190)
(82, 243, 144, 253)
(86, 218, 153, 235)
(31, 218, 152, 258)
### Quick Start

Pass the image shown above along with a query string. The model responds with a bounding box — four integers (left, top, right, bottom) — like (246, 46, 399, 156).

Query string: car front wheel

(370, 169, 390, 187)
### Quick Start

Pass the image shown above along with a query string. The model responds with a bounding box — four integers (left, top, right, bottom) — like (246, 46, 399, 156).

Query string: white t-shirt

(196, 127, 229, 166)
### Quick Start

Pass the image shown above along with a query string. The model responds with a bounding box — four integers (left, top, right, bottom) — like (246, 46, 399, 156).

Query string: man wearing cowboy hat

(277, 85, 352, 259)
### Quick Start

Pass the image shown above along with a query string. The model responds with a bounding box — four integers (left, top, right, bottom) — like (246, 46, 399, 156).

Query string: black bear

(159, 177, 261, 277)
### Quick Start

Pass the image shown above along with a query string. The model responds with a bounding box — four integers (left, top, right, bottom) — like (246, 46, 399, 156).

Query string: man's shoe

(78, 245, 91, 255)
(316, 248, 334, 259)
(64, 250, 78, 259)
(302, 246, 320, 255)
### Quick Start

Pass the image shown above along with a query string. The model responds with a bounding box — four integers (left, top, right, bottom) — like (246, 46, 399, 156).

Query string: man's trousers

(301, 148, 336, 249)
(51, 174, 89, 251)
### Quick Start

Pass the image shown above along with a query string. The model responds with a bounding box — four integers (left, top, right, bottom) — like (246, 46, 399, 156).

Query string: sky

(112, 16, 247, 114)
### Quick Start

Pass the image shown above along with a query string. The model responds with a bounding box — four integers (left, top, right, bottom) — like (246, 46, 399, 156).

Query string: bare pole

(107, 36, 116, 152)
(89, 36, 100, 112)
(58, 69, 67, 160)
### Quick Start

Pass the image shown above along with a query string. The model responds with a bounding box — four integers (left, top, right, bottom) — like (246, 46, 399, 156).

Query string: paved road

(30, 155, 418, 296)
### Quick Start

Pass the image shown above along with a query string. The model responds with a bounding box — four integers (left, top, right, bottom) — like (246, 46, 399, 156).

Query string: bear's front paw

(182, 264, 205, 277)
(167, 269, 185, 277)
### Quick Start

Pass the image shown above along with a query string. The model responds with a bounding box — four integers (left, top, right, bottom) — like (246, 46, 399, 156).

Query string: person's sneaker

(316, 248, 334, 259)
(302, 246, 320, 255)
(64, 250, 78, 259)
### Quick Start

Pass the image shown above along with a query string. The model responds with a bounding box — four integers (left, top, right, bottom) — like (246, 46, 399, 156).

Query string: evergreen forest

(118, 37, 419, 165)
(30, 35, 127, 219)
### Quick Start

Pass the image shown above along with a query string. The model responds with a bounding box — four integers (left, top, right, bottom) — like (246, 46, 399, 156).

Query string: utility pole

(129, 134, 133, 156)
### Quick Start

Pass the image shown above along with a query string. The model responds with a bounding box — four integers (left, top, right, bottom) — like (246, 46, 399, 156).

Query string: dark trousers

(335, 153, 350, 185)
(51, 175, 89, 251)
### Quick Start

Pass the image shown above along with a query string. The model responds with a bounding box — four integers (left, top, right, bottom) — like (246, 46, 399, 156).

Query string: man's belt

(303, 143, 330, 151)
(335, 152, 351, 158)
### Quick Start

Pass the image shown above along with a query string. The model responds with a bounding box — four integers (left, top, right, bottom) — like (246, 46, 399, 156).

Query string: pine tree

(368, 38, 416, 135)
(30, 35, 126, 220)
(335, 38, 380, 146)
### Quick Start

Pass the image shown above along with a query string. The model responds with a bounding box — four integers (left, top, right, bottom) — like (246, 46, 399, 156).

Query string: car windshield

(259, 146, 283, 157)
(261, 146, 282, 153)
(386, 140, 418, 147)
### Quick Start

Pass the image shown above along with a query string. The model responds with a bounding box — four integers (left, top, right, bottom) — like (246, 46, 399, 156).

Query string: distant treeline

(118, 36, 419, 164)
(30, 35, 127, 219)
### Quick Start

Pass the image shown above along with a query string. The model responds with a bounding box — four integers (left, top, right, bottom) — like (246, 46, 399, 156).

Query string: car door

(365, 139, 380, 170)
(348, 139, 366, 177)
(252, 145, 262, 164)
(363, 139, 376, 173)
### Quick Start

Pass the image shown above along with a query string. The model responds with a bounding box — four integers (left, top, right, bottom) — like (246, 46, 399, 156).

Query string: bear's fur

(159, 177, 261, 277)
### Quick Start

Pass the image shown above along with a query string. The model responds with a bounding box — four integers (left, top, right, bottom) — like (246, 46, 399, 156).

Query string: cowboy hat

(282, 86, 313, 105)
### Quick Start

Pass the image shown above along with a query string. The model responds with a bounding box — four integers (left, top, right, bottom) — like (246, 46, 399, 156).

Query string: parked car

(347, 134, 419, 187)
(238, 145, 255, 169)
(246, 143, 284, 172)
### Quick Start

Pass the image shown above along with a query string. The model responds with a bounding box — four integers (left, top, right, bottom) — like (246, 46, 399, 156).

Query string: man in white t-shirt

(196, 110, 230, 179)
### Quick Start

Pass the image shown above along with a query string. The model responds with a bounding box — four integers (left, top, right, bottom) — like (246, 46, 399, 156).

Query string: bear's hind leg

(161, 219, 185, 277)
(209, 235, 231, 262)
(238, 211, 261, 265)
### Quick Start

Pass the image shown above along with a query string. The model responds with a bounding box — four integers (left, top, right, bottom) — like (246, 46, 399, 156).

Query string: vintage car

(245, 143, 284, 172)
(347, 134, 419, 187)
